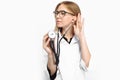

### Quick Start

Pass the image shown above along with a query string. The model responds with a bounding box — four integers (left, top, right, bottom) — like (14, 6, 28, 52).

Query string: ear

(72, 16, 77, 24)
(72, 16, 77, 22)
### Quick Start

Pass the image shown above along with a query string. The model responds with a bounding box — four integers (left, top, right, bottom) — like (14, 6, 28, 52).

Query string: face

(54, 4, 75, 30)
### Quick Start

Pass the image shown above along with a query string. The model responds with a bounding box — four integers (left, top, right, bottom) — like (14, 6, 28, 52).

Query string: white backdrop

(0, 0, 120, 80)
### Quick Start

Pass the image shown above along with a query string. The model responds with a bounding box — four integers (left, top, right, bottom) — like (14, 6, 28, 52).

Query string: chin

(56, 24, 63, 28)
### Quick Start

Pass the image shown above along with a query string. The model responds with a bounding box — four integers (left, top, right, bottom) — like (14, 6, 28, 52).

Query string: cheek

(63, 17, 72, 23)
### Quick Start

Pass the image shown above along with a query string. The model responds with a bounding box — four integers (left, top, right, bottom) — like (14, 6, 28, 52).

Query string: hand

(43, 33, 53, 56)
(73, 13, 84, 38)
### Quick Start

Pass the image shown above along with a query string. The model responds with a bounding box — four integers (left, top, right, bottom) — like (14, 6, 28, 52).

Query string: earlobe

(72, 19, 76, 25)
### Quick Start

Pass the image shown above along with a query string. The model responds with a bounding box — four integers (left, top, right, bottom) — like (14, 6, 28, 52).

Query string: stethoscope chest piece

(48, 30, 56, 39)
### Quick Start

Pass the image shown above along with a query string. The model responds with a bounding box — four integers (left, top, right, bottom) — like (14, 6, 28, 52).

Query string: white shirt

(42, 33, 87, 80)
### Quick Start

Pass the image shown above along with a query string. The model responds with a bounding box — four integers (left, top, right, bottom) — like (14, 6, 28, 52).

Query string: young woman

(43, 1, 91, 80)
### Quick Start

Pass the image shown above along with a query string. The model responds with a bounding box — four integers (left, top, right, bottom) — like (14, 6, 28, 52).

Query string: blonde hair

(54, 1, 81, 31)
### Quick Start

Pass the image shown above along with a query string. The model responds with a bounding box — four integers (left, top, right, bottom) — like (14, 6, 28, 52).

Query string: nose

(56, 13, 61, 18)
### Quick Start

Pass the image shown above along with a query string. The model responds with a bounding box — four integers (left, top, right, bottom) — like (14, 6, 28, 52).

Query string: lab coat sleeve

(78, 40, 88, 72)
(41, 49, 50, 80)
(80, 59, 88, 72)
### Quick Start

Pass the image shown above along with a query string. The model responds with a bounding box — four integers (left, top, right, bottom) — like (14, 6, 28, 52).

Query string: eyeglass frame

(53, 10, 74, 17)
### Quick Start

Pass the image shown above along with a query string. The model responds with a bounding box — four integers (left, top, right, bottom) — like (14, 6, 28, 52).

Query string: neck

(62, 26, 74, 41)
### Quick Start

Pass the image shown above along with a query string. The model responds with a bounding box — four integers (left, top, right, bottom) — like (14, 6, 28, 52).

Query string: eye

(60, 11, 66, 15)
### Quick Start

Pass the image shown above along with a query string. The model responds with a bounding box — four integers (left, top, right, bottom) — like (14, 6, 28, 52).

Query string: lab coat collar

(58, 32, 79, 44)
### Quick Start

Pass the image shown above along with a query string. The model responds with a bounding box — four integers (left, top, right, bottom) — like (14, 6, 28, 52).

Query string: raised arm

(73, 13, 91, 67)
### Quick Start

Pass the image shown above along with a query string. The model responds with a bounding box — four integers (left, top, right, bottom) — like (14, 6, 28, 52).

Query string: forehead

(57, 4, 69, 11)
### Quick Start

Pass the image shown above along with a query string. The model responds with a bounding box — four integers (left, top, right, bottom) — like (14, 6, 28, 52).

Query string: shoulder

(71, 35, 79, 44)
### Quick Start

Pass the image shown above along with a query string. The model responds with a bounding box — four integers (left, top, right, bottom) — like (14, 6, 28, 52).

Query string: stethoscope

(48, 23, 73, 66)
(48, 23, 73, 80)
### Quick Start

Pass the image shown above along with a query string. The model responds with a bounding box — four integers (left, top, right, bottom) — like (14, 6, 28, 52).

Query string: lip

(56, 21, 61, 23)
(56, 21, 61, 22)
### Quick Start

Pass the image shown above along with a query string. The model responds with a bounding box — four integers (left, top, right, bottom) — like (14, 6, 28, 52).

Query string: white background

(0, 0, 120, 80)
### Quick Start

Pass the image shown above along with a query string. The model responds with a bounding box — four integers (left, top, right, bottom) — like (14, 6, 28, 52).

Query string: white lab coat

(42, 33, 87, 80)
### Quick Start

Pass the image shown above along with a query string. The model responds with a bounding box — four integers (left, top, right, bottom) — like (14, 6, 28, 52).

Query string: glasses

(53, 10, 74, 17)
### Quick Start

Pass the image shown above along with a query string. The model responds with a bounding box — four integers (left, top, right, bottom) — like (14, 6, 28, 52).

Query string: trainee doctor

(42, 1, 91, 80)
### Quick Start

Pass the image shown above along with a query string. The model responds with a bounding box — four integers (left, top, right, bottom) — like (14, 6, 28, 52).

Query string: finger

(77, 13, 81, 27)
(43, 33, 49, 41)
(43, 33, 48, 39)
(82, 17, 84, 28)
(43, 33, 49, 47)
(77, 13, 81, 23)
(46, 38, 50, 46)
